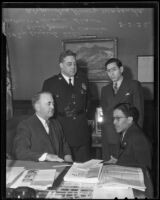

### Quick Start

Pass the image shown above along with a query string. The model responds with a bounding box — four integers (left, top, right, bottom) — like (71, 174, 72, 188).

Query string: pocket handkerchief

(125, 92, 130, 96)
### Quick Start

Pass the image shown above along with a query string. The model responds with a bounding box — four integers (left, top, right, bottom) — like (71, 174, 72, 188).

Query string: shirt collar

(114, 76, 123, 88)
(36, 114, 47, 126)
(61, 73, 74, 84)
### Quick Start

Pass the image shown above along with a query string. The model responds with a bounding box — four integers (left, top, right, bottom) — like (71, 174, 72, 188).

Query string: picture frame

(137, 55, 154, 83)
(62, 38, 118, 81)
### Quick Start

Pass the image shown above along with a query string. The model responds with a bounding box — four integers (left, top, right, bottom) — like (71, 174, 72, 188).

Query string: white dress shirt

(61, 73, 74, 85)
(113, 76, 123, 90)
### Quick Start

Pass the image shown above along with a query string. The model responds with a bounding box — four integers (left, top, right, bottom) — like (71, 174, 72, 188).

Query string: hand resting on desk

(46, 154, 64, 162)
(103, 155, 118, 164)
(64, 155, 73, 163)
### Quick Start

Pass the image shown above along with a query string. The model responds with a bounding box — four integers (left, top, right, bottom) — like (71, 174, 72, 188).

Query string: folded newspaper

(10, 169, 56, 190)
(98, 165, 146, 191)
(63, 159, 103, 183)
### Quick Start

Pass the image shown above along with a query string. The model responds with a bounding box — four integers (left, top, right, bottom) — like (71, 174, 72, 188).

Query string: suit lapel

(112, 78, 129, 105)
(34, 115, 57, 153)
(49, 120, 59, 154)
(118, 129, 129, 158)
(33, 115, 49, 138)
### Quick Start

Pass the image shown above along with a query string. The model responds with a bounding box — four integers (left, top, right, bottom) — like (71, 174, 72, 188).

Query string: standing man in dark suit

(101, 58, 144, 161)
(13, 91, 73, 162)
(105, 103, 151, 170)
(42, 50, 90, 162)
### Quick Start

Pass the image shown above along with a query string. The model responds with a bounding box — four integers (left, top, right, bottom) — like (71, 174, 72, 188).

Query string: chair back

(6, 115, 30, 158)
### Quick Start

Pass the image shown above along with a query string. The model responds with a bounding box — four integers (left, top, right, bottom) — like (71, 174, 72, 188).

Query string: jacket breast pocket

(123, 92, 133, 104)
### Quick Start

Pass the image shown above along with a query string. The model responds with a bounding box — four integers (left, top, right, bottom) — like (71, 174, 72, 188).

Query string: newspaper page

(10, 169, 56, 190)
(98, 165, 146, 191)
(93, 186, 134, 199)
(6, 167, 25, 185)
(64, 162, 103, 183)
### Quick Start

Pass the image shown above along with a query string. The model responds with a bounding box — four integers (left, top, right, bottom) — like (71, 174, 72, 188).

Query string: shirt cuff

(38, 153, 48, 161)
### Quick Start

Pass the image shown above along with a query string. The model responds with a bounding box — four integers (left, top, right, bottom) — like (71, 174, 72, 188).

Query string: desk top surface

(6, 159, 154, 199)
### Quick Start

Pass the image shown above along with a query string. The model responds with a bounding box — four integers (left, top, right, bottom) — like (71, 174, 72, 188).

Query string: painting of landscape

(63, 38, 117, 80)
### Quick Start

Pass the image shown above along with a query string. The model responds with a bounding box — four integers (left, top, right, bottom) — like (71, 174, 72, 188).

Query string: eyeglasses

(113, 116, 127, 121)
(106, 67, 119, 73)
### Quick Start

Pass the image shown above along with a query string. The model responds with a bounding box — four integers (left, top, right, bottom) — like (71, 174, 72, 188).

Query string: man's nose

(50, 104, 54, 109)
(113, 119, 117, 125)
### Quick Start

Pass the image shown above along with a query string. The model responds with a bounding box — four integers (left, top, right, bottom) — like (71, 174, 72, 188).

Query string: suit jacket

(42, 73, 90, 146)
(101, 78, 144, 145)
(13, 115, 71, 161)
(117, 123, 152, 170)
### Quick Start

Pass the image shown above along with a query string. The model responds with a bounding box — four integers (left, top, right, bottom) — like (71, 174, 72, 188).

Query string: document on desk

(6, 167, 25, 185)
(74, 159, 103, 169)
(64, 162, 103, 183)
(99, 165, 146, 191)
(10, 169, 56, 190)
(93, 187, 134, 199)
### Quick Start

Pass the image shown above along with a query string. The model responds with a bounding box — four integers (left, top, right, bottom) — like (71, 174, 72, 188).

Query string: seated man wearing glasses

(105, 103, 152, 170)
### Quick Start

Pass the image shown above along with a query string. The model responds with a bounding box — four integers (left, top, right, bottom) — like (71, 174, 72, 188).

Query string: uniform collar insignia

(82, 83, 86, 90)
(58, 74, 62, 80)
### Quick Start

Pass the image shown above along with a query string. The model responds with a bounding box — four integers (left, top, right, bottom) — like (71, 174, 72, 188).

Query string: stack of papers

(93, 187, 134, 199)
(64, 159, 103, 183)
(6, 167, 25, 186)
(10, 169, 56, 190)
(98, 165, 146, 191)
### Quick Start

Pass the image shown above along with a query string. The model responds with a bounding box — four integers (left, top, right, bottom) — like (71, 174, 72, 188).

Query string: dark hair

(59, 49, 76, 63)
(105, 58, 122, 70)
(31, 91, 52, 109)
(113, 103, 139, 123)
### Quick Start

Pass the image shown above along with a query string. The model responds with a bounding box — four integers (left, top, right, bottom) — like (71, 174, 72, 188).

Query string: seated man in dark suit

(13, 91, 73, 162)
(105, 103, 152, 170)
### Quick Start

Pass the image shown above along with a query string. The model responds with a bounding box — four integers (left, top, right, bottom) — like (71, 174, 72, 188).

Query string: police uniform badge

(81, 83, 86, 94)
(82, 83, 86, 90)
(121, 141, 127, 149)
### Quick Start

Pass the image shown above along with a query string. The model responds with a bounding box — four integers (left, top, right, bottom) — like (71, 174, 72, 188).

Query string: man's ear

(35, 102, 40, 112)
(128, 116, 133, 124)
(120, 66, 124, 73)
(60, 63, 63, 70)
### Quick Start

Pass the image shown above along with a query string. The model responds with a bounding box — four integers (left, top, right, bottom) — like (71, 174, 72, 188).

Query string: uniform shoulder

(44, 74, 59, 83)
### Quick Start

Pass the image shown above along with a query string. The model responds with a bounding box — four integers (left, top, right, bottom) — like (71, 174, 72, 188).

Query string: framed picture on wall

(62, 38, 118, 81)
(137, 55, 154, 82)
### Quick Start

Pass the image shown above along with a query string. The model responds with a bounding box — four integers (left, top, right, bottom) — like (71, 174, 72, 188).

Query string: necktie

(69, 78, 73, 87)
(113, 82, 118, 94)
(44, 120, 50, 134)
(45, 120, 57, 154)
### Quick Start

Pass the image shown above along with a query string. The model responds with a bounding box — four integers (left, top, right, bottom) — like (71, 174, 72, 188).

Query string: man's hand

(46, 154, 64, 162)
(64, 155, 73, 163)
(104, 155, 118, 164)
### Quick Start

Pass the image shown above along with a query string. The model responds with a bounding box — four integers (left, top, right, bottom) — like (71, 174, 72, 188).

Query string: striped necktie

(69, 78, 73, 87)
(44, 120, 50, 134)
(113, 82, 118, 94)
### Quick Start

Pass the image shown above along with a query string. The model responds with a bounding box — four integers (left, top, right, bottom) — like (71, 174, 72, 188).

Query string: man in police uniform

(42, 50, 91, 162)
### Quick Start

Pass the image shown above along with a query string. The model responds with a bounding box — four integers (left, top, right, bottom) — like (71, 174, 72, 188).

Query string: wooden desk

(6, 159, 154, 199)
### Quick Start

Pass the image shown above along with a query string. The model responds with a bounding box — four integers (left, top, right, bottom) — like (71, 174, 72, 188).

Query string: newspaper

(64, 160, 103, 183)
(6, 167, 25, 185)
(46, 182, 95, 199)
(10, 169, 56, 190)
(98, 165, 146, 191)
(93, 186, 134, 199)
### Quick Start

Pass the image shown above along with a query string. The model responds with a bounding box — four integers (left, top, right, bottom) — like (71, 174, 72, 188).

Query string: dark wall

(6, 9, 153, 100)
